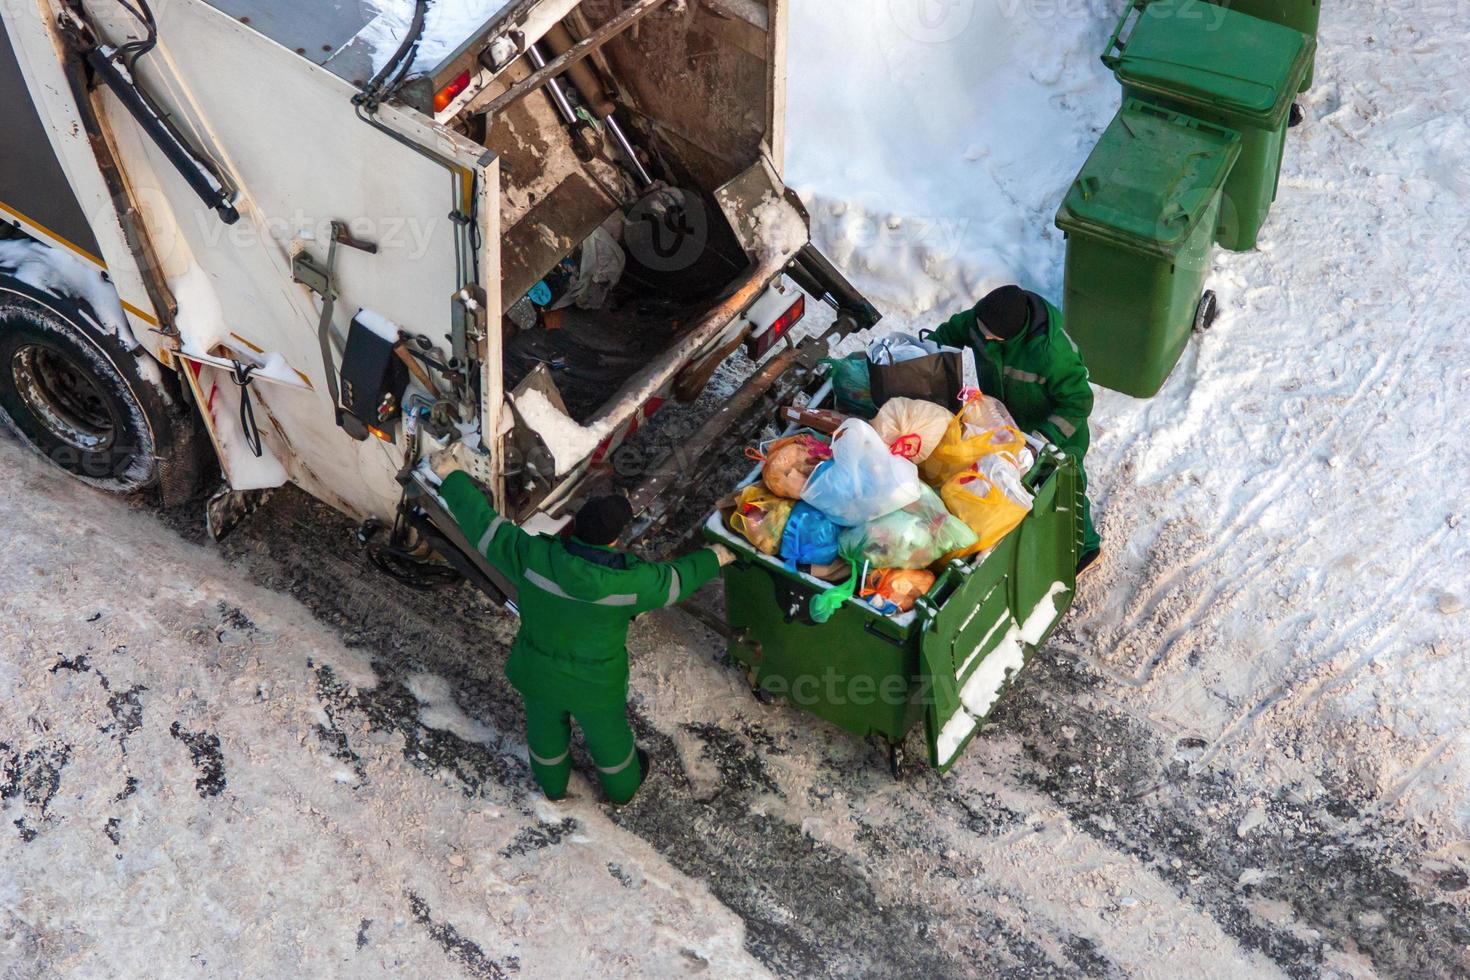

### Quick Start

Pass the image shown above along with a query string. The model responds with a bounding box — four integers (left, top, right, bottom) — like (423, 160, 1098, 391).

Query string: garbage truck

(0, 0, 877, 600)
(2, 0, 1081, 775)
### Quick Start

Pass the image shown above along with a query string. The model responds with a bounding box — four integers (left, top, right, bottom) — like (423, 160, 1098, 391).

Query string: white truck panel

(73, 0, 497, 518)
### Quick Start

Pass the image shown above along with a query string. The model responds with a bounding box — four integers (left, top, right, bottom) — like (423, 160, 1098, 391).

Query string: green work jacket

(930, 291, 1094, 457)
(440, 471, 721, 710)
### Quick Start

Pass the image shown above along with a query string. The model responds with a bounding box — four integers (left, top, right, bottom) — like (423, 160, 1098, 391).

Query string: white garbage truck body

(0, 0, 872, 583)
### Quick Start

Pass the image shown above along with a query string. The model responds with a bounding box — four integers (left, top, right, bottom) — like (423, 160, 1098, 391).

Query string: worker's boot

(607, 749, 652, 809)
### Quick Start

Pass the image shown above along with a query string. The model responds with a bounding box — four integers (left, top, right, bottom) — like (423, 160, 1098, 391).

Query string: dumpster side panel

(722, 560, 920, 743)
(923, 458, 1081, 772)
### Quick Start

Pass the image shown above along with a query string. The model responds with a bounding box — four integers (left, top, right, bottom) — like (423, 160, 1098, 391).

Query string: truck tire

(0, 277, 171, 494)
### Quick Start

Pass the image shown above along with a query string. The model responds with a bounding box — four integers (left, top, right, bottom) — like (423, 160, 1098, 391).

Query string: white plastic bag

(867, 332, 962, 365)
(800, 419, 923, 527)
(872, 397, 952, 465)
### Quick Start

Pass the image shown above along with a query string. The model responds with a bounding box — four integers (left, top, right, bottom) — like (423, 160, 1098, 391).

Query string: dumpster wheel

(1194, 290, 1220, 333)
(743, 664, 775, 705)
(871, 735, 907, 780)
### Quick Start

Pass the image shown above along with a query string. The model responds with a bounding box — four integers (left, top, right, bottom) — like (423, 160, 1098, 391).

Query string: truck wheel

(0, 280, 168, 493)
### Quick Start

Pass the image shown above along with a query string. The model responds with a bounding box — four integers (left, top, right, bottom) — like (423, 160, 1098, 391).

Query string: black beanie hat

(574, 495, 634, 546)
(975, 285, 1029, 340)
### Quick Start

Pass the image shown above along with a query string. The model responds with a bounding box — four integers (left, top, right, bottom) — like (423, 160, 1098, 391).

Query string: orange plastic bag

(939, 456, 1033, 557)
(919, 389, 1026, 486)
(748, 433, 832, 499)
(728, 484, 796, 555)
(861, 569, 936, 615)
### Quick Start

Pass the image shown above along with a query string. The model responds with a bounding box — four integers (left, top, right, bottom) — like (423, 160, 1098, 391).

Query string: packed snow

(361, 0, 519, 75)
(0, 239, 136, 347)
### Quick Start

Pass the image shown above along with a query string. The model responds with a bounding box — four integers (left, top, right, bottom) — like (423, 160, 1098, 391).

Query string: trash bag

(728, 484, 796, 555)
(861, 568, 936, 615)
(940, 454, 1034, 556)
(838, 484, 977, 569)
(810, 558, 861, 625)
(867, 332, 965, 409)
(801, 420, 923, 527)
(872, 397, 952, 465)
(920, 389, 1028, 486)
(748, 432, 832, 499)
(780, 502, 842, 568)
(821, 354, 877, 418)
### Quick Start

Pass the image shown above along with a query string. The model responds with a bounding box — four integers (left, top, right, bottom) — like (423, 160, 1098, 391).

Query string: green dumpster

(703, 448, 1082, 775)
(1203, 0, 1322, 90)
(1102, 0, 1314, 251)
(1055, 99, 1241, 398)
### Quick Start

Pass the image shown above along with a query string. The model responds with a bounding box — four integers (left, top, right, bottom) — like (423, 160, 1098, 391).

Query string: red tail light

(434, 71, 473, 112)
(749, 294, 805, 359)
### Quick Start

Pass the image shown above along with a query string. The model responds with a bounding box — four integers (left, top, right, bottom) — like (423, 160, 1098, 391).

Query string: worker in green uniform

(930, 284, 1103, 574)
(432, 459, 734, 803)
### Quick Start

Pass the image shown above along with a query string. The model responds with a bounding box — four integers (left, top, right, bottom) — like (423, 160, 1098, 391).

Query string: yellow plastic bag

(940, 457, 1033, 556)
(920, 390, 1026, 486)
(728, 484, 796, 555)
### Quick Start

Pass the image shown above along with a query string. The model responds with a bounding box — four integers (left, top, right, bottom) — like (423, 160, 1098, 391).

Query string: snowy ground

(4, 0, 1470, 977)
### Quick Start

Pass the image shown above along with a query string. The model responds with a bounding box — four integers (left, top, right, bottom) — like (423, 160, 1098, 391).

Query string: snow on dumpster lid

(202, 0, 525, 86)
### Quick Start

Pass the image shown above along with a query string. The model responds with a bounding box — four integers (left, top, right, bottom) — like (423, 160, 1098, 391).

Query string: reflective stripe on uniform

(596, 745, 638, 775)
(477, 515, 506, 554)
(1004, 367, 1045, 384)
(524, 569, 638, 606)
(665, 569, 682, 607)
(529, 746, 570, 767)
(1047, 414, 1078, 439)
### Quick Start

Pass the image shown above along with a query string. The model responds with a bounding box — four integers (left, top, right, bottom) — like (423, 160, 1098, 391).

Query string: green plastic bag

(809, 550, 863, 624)
(821, 354, 877, 419)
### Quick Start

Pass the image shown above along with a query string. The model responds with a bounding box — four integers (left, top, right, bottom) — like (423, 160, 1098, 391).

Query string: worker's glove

(427, 450, 463, 483)
(709, 543, 737, 567)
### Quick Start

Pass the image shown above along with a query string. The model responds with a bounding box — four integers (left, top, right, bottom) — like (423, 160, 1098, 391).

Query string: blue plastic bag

(780, 502, 841, 568)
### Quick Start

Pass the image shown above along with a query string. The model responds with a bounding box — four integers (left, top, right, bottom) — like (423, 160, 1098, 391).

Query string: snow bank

(790, 0, 1470, 839)
(787, 0, 1118, 326)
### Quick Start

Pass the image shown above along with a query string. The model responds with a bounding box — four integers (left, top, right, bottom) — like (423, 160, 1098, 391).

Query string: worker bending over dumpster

(433, 457, 735, 804)
(930, 284, 1103, 573)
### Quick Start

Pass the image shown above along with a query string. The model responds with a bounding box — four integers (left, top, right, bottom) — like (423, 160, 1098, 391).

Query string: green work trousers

(523, 697, 642, 804)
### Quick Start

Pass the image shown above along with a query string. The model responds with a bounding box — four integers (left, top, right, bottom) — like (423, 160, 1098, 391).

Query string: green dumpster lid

(1103, 1, 1314, 125)
(1055, 99, 1242, 259)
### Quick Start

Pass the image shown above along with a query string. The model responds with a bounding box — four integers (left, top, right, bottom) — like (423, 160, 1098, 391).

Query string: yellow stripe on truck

(0, 199, 160, 327)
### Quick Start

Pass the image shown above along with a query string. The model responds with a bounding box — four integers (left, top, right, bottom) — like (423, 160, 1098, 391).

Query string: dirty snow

(511, 385, 603, 476)
(0, 434, 765, 977)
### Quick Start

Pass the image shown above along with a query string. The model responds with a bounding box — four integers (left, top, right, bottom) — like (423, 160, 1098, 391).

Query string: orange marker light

(434, 70, 472, 112)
